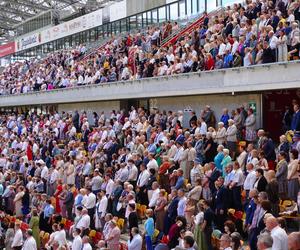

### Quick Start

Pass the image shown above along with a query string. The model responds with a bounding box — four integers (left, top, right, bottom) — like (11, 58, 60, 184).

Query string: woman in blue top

(144, 209, 155, 250)
(214, 144, 224, 171)
(221, 148, 232, 177)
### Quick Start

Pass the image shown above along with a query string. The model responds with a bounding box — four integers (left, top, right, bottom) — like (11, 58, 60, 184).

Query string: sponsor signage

(16, 32, 42, 51)
(0, 42, 16, 58)
(15, 0, 128, 52)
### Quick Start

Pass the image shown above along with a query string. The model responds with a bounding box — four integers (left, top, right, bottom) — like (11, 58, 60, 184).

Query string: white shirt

(50, 169, 59, 184)
(12, 229, 23, 247)
(22, 236, 37, 250)
(137, 170, 150, 187)
(82, 243, 92, 250)
(243, 169, 257, 190)
(128, 234, 143, 250)
(269, 35, 278, 50)
(76, 214, 90, 230)
(72, 235, 82, 250)
(97, 196, 108, 218)
(149, 188, 160, 208)
(271, 226, 288, 250)
(54, 229, 67, 246)
(147, 159, 158, 172)
(84, 193, 96, 209)
(41, 166, 49, 179)
(232, 169, 244, 186)
(106, 179, 115, 197)
(177, 196, 187, 216)
(128, 164, 138, 181)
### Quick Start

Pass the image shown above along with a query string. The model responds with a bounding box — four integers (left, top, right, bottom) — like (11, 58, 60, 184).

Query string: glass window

(152, 9, 158, 23)
(170, 3, 178, 20)
(186, 0, 192, 16)
(179, 0, 186, 18)
(129, 16, 137, 31)
(158, 6, 166, 23)
(198, 0, 205, 12)
(192, 0, 198, 14)
(121, 19, 127, 32)
(137, 14, 142, 29)
(207, 0, 217, 11)
(147, 11, 152, 25)
(143, 12, 147, 27)
(221, 0, 242, 7)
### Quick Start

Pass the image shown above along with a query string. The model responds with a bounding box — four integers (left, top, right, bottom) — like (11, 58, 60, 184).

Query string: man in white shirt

(12, 223, 23, 250)
(105, 174, 115, 198)
(71, 228, 83, 250)
(243, 163, 257, 195)
(177, 189, 187, 216)
(128, 227, 143, 250)
(96, 190, 108, 229)
(229, 163, 244, 210)
(136, 164, 150, 189)
(75, 208, 90, 234)
(84, 188, 96, 229)
(49, 166, 59, 196)
(22, 229, 37, 250)
(266, 216, 288, 250)
(146, 154, 159, 172)
(127, 159, 138, 186)
(54, 224, 67, 246)
(148, 182, 160, 208)
(220, 234, 232, 250)
(82, 236, 92, 250)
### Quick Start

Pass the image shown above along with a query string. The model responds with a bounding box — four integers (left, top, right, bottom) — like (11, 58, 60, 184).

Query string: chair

(140, 205, 147, 219)
(61, 218, 67, 225)
(117, 218, 125, 230)
(42, 232, 50, 245)
(89, 229, 96, 238)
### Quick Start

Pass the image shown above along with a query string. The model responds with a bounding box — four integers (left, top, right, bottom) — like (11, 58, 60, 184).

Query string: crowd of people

(0, 102, 299, 250)
(1, 0, 300, 95)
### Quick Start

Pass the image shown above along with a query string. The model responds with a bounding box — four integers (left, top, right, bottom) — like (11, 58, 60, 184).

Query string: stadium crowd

(1, 0, 300, 95)
(0, 102, 299, 250)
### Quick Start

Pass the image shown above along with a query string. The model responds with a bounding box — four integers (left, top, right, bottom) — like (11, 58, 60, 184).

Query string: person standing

(71, 228, 82, 250)
(276, 152, 288, 200)
(266, 216, 288, 250)
(29, 209, 40, 249)
(95, 190, 108, 230)
(245, 109, 256, 143)
(106, 220, 121, 250)
(201, 200, 214, 250)
(128, 227, 143, 250)
(287, 149, 300, 202)
(22, 229, 37, 250)
(11, 222, 23, 250)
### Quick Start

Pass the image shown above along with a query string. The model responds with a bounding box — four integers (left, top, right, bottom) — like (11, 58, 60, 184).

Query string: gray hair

(257, 233, 273, 248)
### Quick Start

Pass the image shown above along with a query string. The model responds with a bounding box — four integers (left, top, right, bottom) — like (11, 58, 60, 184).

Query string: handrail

(1, 60, 299, 98)
(160, 7, 224, 48)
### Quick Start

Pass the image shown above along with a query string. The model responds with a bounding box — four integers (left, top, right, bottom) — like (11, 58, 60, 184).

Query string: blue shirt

(220, 114, 230, 127)
(224, 54, 233, 68)
(44, 204, 54, 218)
(144, 217, 155, 237)
(175, 176, 184, 190)
(214, 152, 224, 171)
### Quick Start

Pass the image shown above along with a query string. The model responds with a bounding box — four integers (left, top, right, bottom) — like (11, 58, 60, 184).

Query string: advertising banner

(16, 33, 42, 51)
(0, 42, 16, 58)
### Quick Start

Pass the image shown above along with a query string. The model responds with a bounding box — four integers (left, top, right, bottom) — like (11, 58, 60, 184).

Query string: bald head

(288, 232, 300, 250)
(266, 216, 278, 231)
